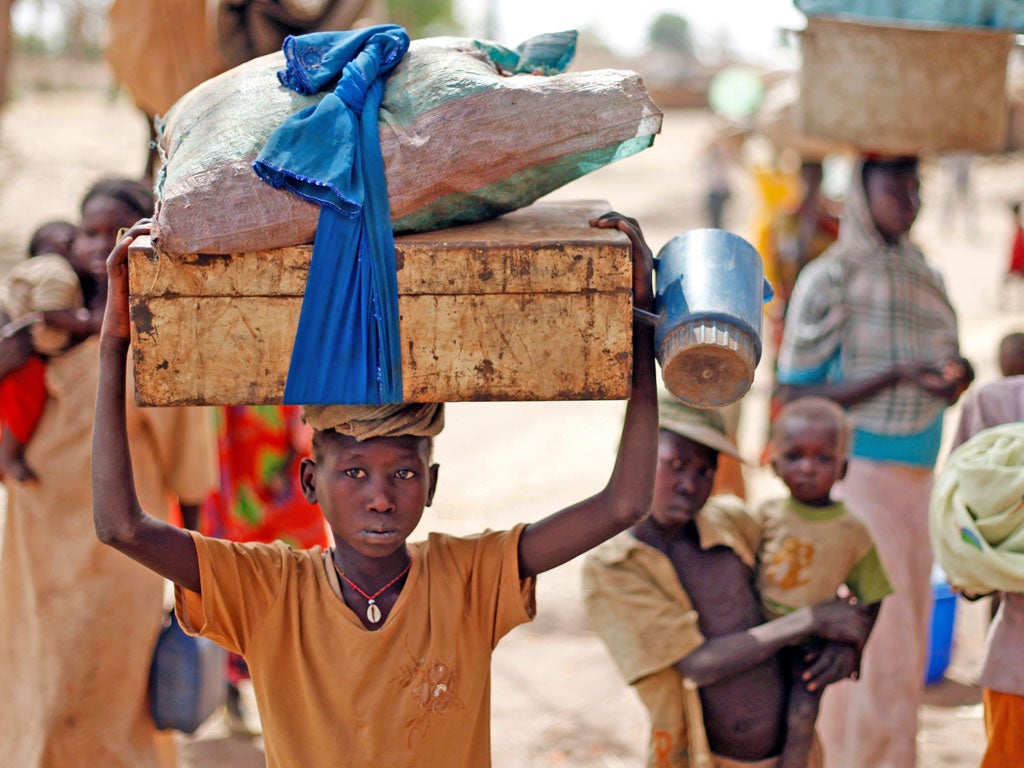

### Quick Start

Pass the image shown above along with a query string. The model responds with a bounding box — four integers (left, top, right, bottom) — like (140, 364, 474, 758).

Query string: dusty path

(1, 59, 1019, 766)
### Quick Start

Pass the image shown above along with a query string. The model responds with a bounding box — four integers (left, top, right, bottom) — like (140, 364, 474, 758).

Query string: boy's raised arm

(91, 220, 202, 593)
(517, 213, 658, 579)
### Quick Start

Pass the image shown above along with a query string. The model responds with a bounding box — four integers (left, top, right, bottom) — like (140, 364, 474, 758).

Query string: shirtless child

(583, 394, 872, 767)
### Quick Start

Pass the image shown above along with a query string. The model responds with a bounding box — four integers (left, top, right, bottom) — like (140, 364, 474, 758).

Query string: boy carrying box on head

(751, 396, 891, 768)
(92, 212, 658, 767)
(999, 331, 1024, 378)
(582, 393, 874, 768)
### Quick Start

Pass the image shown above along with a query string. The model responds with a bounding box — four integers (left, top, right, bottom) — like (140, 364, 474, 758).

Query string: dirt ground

(1, 56, 1020, 767)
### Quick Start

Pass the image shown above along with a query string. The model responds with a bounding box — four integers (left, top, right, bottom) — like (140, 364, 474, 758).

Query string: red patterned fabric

(201, 405, 329, 549)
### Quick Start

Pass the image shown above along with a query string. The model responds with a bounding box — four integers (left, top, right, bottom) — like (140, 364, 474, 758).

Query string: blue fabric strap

(253, 27, 409, 405)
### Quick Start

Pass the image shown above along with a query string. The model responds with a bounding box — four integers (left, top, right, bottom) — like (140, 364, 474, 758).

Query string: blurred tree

(384, 0, 458, 38)
(8, 0, 107, 56)
(648, 11, 696, 59)
(58, 0, 103, 57)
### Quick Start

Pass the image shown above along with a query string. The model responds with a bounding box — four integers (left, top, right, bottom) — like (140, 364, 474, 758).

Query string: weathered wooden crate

(798, 16, 1014, 154)
(128, 201, 633, 406)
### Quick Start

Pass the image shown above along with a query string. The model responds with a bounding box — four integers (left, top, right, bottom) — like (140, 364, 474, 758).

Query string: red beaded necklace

(332, 556, 411, 624)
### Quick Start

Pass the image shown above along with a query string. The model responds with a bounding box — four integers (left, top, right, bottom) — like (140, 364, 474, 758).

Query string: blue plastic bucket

(925, 568, 958, 685)
(654, 229, 772, 407)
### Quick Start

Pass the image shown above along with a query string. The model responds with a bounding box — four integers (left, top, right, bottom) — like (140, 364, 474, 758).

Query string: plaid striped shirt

(777, 161, 960, 442)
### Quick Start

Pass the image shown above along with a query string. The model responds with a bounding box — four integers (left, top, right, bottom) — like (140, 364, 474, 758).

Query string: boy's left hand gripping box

(127, 200, 633, 406)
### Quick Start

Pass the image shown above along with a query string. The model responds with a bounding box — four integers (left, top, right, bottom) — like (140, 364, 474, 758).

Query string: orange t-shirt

(176, 526, 534, 767)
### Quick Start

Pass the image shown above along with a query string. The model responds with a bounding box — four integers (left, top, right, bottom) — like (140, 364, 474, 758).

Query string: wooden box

(128, 201, 633, 406)
(798, 16, 1013, 154)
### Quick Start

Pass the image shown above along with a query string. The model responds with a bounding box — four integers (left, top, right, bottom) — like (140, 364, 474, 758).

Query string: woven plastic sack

(152, 33, 663, 255)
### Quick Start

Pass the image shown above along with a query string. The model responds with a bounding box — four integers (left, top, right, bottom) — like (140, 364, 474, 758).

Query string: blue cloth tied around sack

(253, 26, 410, 405)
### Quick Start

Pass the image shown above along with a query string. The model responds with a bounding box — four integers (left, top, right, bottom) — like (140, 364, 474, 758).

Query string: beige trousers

(818, 459, 933, 768)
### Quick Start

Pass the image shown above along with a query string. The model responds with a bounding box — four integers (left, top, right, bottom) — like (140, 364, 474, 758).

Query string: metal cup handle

(632, 307, 660, 327)
(634, 255, 662, 326)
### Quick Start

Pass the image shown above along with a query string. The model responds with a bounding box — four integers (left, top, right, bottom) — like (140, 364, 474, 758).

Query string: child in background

(752, 397, 891, 768)
(29, 221, 77, 259)
(999, 331, 1024, 378)
(583, 393, 873, 768)
(92, 212, 660, 767)
(27, 220, 77, 260)
(0, 219, 86, 481)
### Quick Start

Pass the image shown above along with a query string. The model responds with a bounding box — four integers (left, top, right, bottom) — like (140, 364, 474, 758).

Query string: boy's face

(770, 417, 846, 506)
(865, 167, 920, 241)
(999, 347, 1024, 378)
(301, 433, 438, 560)
(650, 430, 718, 531)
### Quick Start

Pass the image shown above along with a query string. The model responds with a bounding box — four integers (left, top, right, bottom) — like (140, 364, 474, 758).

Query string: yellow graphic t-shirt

(750, 498, 892, 620)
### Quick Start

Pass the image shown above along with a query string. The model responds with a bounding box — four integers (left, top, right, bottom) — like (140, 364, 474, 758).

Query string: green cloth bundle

(930, 422, 1024, 594)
